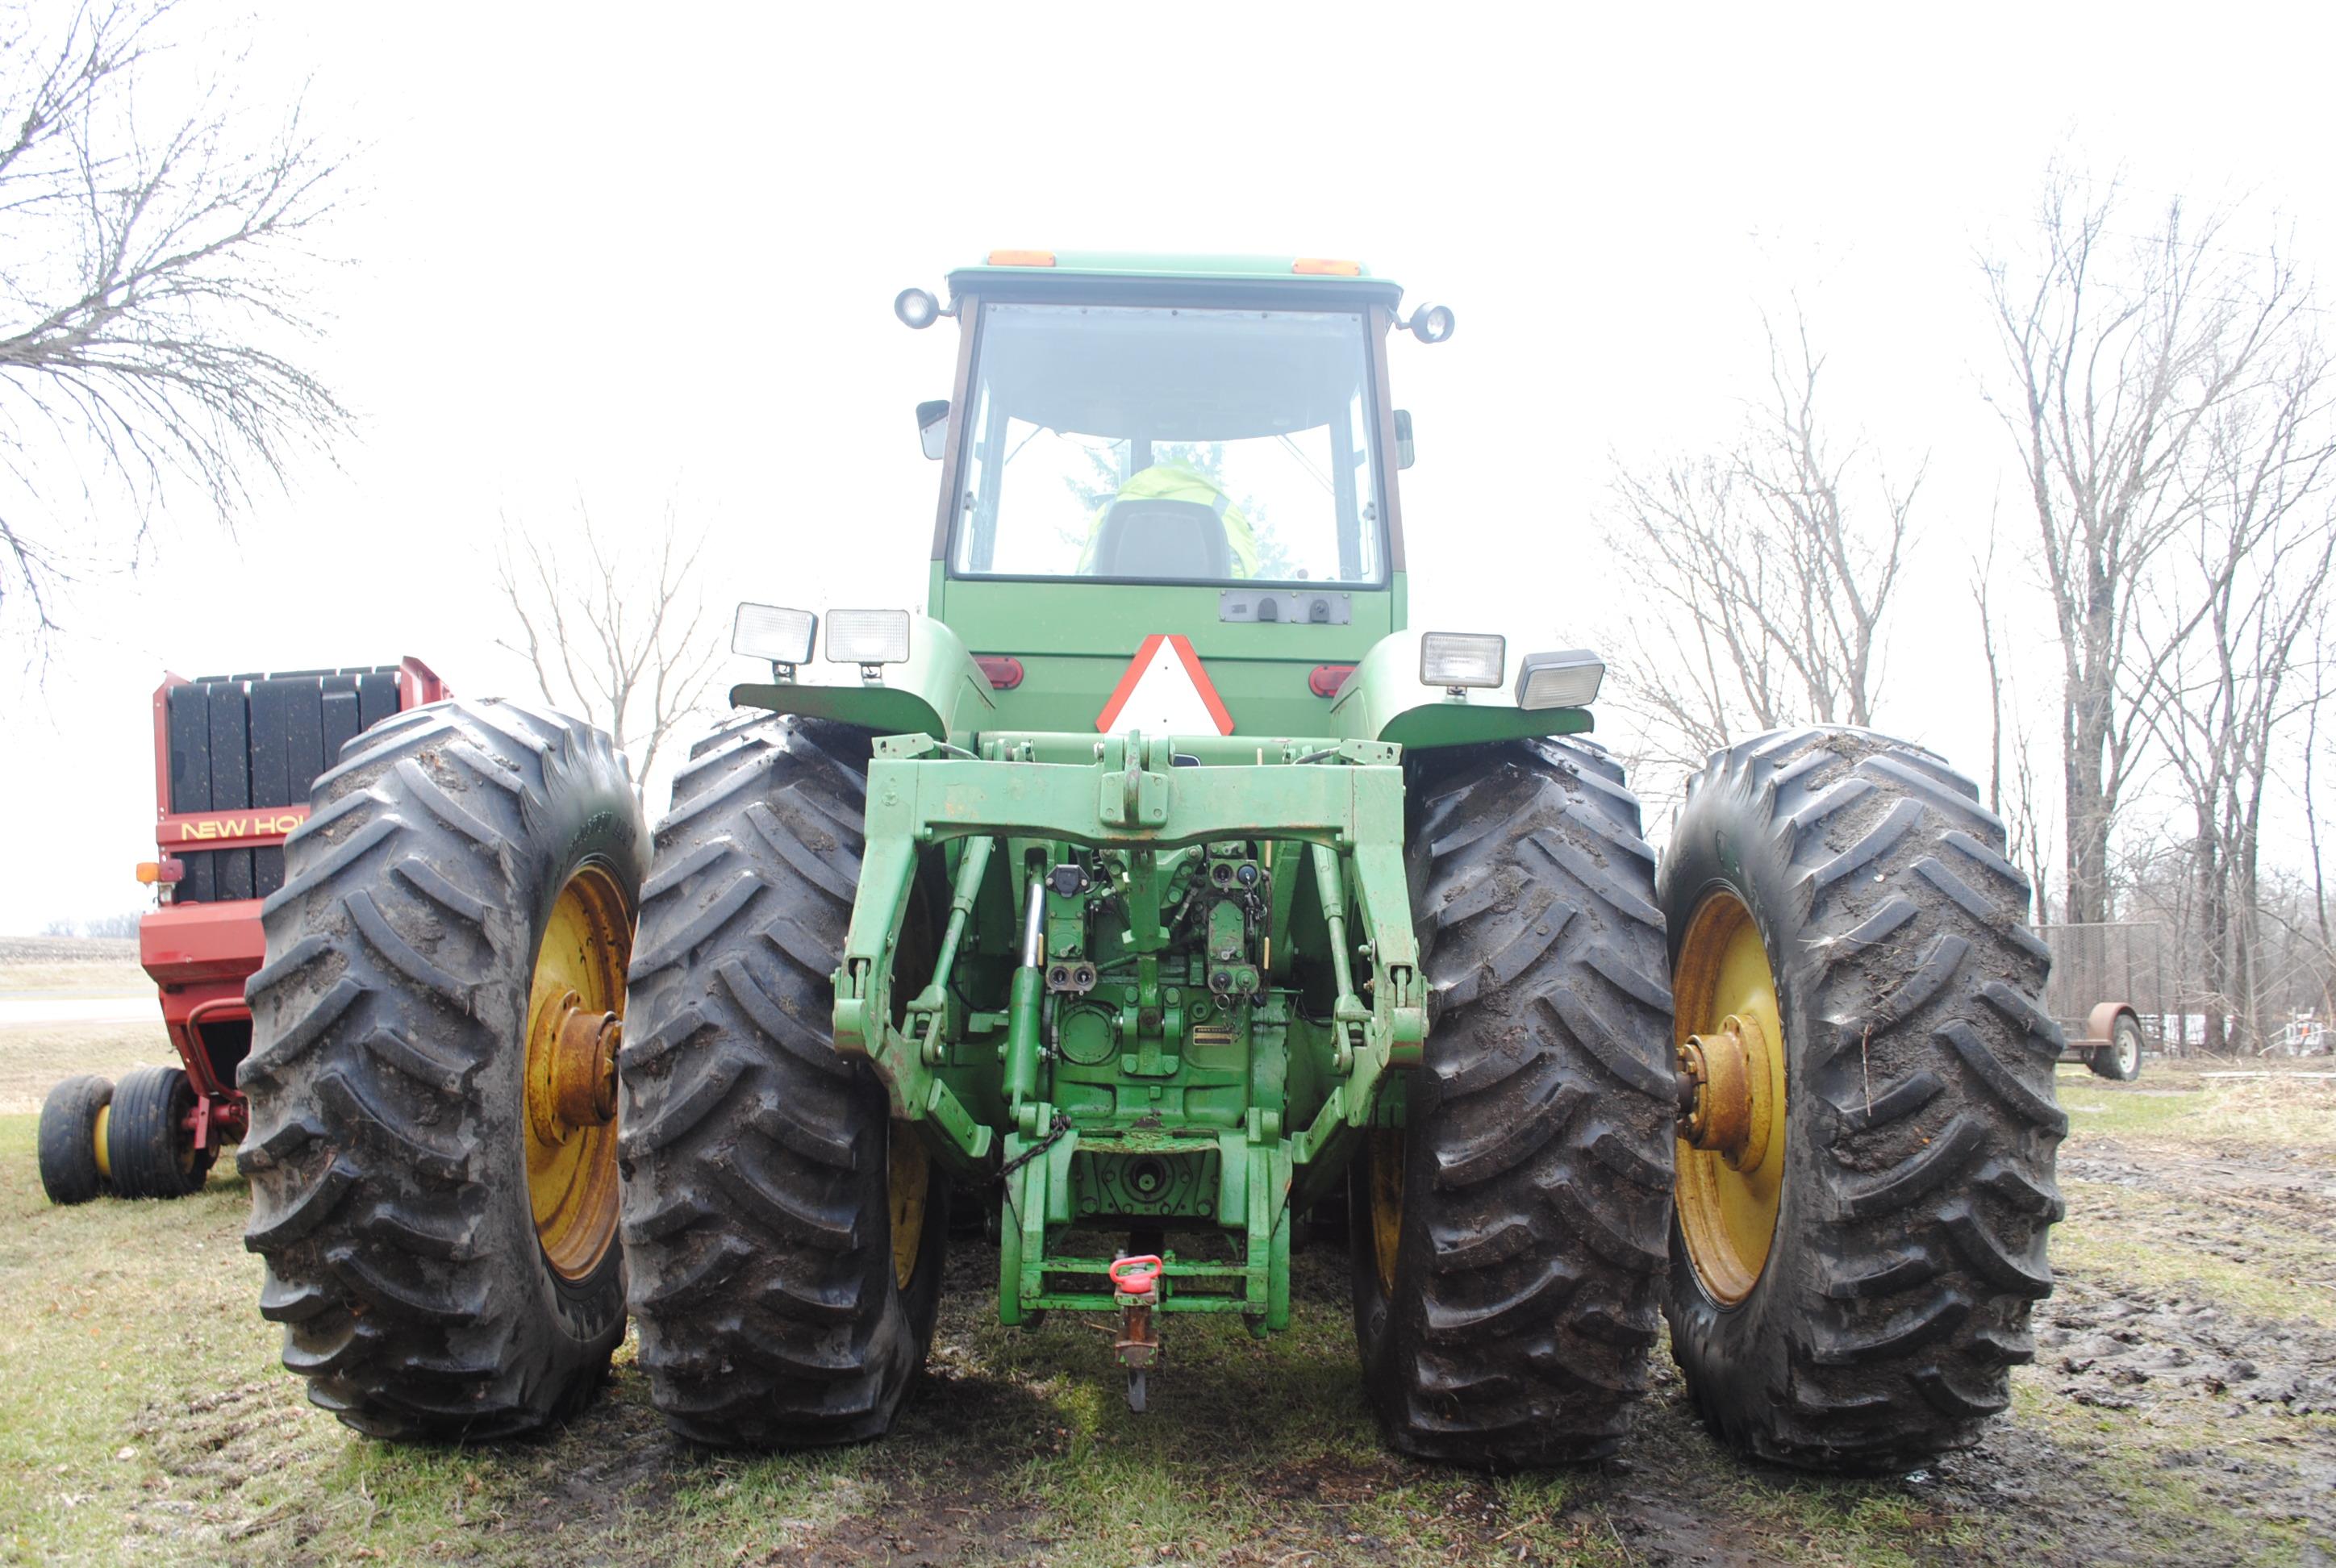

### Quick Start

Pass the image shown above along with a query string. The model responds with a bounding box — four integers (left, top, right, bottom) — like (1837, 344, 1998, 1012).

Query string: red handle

(1109, 1255, 1163, 1295)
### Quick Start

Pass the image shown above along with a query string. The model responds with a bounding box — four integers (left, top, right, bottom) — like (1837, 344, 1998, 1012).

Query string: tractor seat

(1091, 498, 1233, 580)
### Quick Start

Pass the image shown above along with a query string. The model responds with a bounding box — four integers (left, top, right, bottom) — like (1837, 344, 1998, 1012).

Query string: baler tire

(1659, 727, 2065, 1473)
(38, 1074, 112, 1205)
(619, 714, 949, 1449)
(1351, 736, 1677, 1467)
(109, 1065, 212, 1199)
(237, 699, 648, 1441)
(2089, 1016, 2143, 1081)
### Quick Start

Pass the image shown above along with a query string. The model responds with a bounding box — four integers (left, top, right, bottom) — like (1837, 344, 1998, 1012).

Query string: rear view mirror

(1393, 409, 1415, 470)
(916, 399, 950, 461)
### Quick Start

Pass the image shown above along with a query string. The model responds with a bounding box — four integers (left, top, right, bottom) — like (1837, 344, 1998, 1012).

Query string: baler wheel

(1350, 736, 1676, 1467)
(38, 1074, 113, 1205)
(238, 699, 647, 1441)
(619, 713, 948, 1449)
(1659, 728, 2065, 1472)
(108, 1065, 213, 1199)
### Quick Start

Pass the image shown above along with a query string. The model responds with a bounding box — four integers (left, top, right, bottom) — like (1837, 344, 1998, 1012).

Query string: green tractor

(237, 252, 2063, 1470)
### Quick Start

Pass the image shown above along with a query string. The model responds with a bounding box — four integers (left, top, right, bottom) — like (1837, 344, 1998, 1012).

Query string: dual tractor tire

(618, 714, 947, 1448)
(1351, 737, 1677, 1466)
(38, 1066, 214, 1203)
(239, 699, 648, 1440)
(1658, 728, 2064, 1470)
(1349, 727, 2062, 1474)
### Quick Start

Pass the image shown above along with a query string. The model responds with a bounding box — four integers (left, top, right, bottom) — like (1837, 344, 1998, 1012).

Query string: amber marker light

(987, 249, 1056, 267)
(1292, 258, 1362, 276)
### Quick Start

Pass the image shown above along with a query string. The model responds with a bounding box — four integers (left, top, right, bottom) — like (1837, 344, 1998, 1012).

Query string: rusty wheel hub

(1670, 889, 1789, 1307)
(1675, 1011, 1772, 1173)
(528, 990, 623, 1147)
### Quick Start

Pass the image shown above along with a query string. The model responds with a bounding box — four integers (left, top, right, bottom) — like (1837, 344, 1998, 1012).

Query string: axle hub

(1676, 1011, 1772, 1172)
(528, 988, 622, 1146)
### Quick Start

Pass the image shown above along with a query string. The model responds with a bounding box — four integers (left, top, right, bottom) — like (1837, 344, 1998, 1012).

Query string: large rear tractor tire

(38, 1074, 113, 1205)
(619, 715, 947, 1449)
(1660, 728, 2065, 1472)
(1351, 737, 1677, 1466)
(239, 699, 648, 1441)
(109, 1065, 215, 1199)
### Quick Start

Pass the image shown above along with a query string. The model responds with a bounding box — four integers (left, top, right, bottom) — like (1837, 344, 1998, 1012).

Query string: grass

(0, 961, 149, 995)
(2, 1056, 2333, 1562)
(2054, 1060, 2336, 1155)
(0, 1022, 175, 1116)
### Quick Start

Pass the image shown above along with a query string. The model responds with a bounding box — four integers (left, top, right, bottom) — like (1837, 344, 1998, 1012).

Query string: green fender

(1329, 629, 1595, 750)
(730, 615, 997, 740)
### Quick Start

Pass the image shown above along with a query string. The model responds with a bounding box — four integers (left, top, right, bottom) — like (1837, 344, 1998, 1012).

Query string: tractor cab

(914, 252, 1446, 738)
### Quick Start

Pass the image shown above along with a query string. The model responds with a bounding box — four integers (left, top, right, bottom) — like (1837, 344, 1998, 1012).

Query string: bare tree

(1605, 307, 1917, 789)
(0, 1, 351, 640)
(2129, 336, 2336, 1050)
(495, 501, 726, 810)
(1971, 528, 2054, 921)
(1981, 166, 2312, 923)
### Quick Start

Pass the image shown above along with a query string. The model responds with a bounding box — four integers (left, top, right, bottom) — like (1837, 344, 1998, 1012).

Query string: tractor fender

(1329, 629, 1596, 751)
(730, 614, 996, 740)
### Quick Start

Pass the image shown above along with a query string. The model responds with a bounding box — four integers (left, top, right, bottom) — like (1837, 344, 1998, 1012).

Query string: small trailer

(2037, 920, 2167, 1081)
(35, 659, 444, 1203)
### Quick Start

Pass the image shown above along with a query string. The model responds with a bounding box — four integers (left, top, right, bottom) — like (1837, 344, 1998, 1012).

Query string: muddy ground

(2, 975, 2330, 1566)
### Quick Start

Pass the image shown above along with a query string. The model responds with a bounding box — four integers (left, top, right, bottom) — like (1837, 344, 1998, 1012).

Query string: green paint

(723, 255, 1602, 1353)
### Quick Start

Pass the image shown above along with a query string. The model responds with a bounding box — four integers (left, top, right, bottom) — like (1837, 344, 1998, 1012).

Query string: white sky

(4, 1, 2332, 932)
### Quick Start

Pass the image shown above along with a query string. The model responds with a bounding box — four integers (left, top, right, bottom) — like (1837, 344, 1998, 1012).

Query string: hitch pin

(1110, 1254, 1163, 1412)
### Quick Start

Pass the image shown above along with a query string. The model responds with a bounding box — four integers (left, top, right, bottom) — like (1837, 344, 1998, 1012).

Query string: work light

(894, 287, 940, 329)
(1420, 632, 1505, 689)
(825, 609, 913, 666)
(732, 603, 817, 669)
(1514, 649, 1605, 710)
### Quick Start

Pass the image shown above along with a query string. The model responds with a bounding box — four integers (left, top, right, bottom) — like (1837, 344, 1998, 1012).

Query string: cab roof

(947, 250, 1403, 301)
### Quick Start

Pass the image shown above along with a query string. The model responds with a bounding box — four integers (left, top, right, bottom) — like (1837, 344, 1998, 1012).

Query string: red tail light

(1309, 665, 1354, 698)
(976, 655, 1025, 690)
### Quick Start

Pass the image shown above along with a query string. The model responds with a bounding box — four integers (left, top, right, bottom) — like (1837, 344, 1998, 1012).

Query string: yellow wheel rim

(523, 865, 631, 1282)
(1673, 889, 1787, 1307)
(92, 1105, 112, 1182)
(888, 1123, 930, 1290)
(1366, 1128, 1404, 1296)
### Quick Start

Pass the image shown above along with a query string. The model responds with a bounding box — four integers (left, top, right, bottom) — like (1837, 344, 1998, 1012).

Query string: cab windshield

(949, 302, 1387, 585)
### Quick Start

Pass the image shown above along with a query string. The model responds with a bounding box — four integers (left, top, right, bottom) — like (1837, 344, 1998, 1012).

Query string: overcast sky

(4, 1, 2332, 933)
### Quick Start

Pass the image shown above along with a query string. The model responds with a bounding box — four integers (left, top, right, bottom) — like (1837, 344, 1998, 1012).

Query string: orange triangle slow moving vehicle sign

(1095, 634, 1235, 736)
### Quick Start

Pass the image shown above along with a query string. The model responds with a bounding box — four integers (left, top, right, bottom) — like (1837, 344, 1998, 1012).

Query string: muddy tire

(1660, 727, 2065, 1473)
(239, 699, 648, 1441)
(619, 714, 948, 1449)
(1350, 737, 1676, 1466)
(109, 1064, 212, 1199)
(38, 1074, 112, 1205)
(2089, 1016, 2143, 1081)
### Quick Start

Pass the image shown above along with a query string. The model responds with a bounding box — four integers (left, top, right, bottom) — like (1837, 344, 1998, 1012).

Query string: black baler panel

(285, 678, 326, 802)
(248, 681, 293, 807)
(248, 678, 292, 898)
(206, 682, 252, 901)
(319, 677, 361, 770)
(166, 686, 211, 815)
(355, 670, 398, 733)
